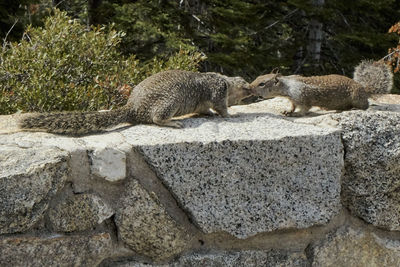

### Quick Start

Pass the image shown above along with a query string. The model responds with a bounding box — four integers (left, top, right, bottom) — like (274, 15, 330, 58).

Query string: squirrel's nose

(247, 84, 257, 95)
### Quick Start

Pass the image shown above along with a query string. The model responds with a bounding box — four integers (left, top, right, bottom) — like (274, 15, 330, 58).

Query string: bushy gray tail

(353, 60, 393, 94)
(20, 107, 132, 136)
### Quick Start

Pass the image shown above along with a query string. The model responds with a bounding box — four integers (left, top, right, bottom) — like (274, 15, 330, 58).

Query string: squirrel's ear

(271, 67, 279, 74)
(274, 74, 281, 84)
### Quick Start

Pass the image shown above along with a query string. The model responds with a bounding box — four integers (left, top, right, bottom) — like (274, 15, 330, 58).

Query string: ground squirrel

(250, 60, 393, 116)
(20, 70, 251, 135)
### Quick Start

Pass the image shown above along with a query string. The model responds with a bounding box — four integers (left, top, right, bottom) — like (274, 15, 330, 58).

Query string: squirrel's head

(225, 76, 254, 106)
(249, 73, 283, 99)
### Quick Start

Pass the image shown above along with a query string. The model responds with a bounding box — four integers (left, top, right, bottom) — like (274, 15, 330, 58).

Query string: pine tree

(287, 0, 400, 76)
(48, 0, 400, 88)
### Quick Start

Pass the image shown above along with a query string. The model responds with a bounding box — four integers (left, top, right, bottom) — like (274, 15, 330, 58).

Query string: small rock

(0, 145, 68, 234)
(109, 249, 308, 267)
(48, 193, 114, 232)
(309, 226, 400, 267)
(0, 233, 113, 267)
(175, 249, 308, 267)
(115, 179, 190, 262)
(333, 111, 400, 230)
(89, 147, 127, 182)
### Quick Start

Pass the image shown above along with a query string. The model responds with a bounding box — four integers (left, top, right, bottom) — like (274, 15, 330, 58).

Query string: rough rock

(112, 249, 308, 267)
(48, 193, 114, 232)
(309, 226, 400, 267)
(115, 179, 190, 261)
(331, 111, 400, 230)
(230, 97, 294, 115)
(0, 145, 69, 234)
(0, 233, 113, 267)
(122, 114, 343, 238)
(174, 250, 308, 267)
(369, 94, 400, 112)
(370, 94, 400, 105)
(344, 191, 400, 231)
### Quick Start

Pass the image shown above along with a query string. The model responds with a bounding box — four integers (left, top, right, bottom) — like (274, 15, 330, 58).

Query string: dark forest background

(1, 0, 400, 113)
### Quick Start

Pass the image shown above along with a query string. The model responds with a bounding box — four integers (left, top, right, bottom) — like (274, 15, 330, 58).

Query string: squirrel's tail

(353, 60, 393, 94)
(20, 106, 133, 136)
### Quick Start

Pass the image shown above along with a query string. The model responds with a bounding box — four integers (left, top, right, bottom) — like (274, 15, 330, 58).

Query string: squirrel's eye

(258, 82, 266, 87)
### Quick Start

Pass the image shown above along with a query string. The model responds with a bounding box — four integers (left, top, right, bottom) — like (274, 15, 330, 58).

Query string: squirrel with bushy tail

(20, 70, 252, 135)
(250, 60, 393, 116)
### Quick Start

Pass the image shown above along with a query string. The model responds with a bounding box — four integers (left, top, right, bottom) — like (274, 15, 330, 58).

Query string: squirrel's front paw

(170, 121, 184, 128)
(282, 110, 294, 116)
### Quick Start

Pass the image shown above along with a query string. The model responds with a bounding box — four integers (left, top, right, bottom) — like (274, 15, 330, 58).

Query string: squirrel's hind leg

(352, 99, 369, 110)
(151, 104, 184, 128)
(153, 118, 183, 128)
(195, 105, 217, 117)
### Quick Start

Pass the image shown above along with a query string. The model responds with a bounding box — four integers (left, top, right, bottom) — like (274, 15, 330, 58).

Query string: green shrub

(140, 49, 206, 79)
(0, 9, 204, 115)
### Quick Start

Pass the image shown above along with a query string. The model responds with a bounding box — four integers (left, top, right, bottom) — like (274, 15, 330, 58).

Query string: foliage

(0, 9, 134, 114)
(385, 21, 400, 93)
(387, 22, 400, 73)
(0, 0, 33, 42)
(1, 0, 399, 98)
(46, 0, 400, 87)
(192, 0, 399, 83)
(0, 9, 204, 115)
(0, 0, 52, 43)
(109, 0, 194, 60)
(139, 49, 206, 79)
(190, 0, 295, 77)
(51, 0, 90, 24)
(321, 0, 399, 76)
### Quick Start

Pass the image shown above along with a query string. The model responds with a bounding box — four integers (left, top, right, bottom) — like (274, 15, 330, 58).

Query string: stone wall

(1, 96, 400, 266)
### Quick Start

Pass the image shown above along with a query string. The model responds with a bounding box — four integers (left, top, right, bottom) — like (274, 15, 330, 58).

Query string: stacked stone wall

(1, 98, 400, 266)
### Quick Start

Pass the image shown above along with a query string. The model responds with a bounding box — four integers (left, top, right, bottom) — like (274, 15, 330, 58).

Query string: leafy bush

(140, 49, 206, 78)
(385, 21, 400, 94)
(0, 9, 204, 115)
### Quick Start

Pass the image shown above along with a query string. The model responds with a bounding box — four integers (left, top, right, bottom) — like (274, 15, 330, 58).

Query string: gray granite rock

(369, 94, 400, 112)
(309, 226, 400, 267)
(332, 111, 400, 230)
(48, 193, 114, 232)
(109, 249, 308, 267)
(122, 115, 343, 238)
(174, 250, 308, 267)
(0, 145, 69, 234)
(344, 190, 400, 232)
(0, 232, 113, 266)
(115, 179, 190, 261)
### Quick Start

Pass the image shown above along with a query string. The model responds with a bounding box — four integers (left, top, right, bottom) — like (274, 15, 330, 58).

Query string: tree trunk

(88, 0, 102, 25)
(307, 0, 324, 65)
